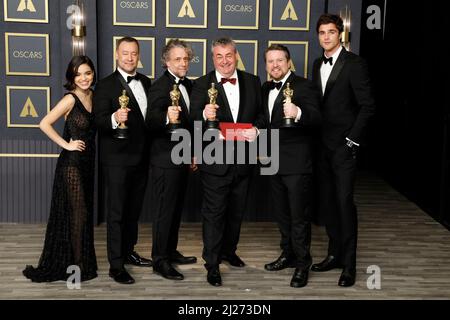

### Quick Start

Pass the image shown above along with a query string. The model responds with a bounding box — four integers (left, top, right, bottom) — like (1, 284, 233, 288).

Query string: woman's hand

(66, 138, 86, 152)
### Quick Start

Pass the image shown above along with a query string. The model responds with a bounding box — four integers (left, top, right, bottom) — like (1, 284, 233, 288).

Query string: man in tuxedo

(190, 37, 265, 286)
(262, 44, 321, 288)
(311, 14, 376, 287)
(93, 36, 152, 284)
(146, 39, 198, 281)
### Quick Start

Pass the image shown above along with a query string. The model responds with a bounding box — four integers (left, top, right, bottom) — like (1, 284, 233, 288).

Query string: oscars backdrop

(0, 0, 362, 223)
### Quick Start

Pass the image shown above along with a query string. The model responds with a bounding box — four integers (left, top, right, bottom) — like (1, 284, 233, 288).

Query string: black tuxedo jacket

(190, 69, 266, 176)
(312, 47, 376, 150)
(93, 70, 152, 166)
(262, 72, 321, 175)
(147, 70, 192, 168)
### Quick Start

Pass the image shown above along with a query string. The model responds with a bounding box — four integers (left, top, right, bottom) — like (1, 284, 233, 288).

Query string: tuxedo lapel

(312, 60, 323, 98)
(323, 49, 347, 101)
(236, 70, 245, 122)
(262, 83, 271, 122)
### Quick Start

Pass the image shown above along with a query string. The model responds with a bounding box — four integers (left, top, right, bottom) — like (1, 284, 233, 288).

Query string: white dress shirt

(320, 45, 343, 95)
(111, 67, 148, 129)
(216, 70, 240, 123)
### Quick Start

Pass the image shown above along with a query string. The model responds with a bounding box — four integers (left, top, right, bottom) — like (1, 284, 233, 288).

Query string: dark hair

(116, 36, 140, 52)
(161, 39, 193, 68)
(64, 55, 96, 91)
(211, 37, 236, 54)
(264, 44, 291, 62)
(316, 13, 344, 33)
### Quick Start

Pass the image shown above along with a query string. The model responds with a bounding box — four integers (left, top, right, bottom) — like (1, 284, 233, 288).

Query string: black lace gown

(23, 93, 98, 282)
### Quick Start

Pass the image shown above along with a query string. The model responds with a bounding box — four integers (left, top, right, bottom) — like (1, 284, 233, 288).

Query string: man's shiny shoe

(125, 251, 152, 267)
(264, 255, 295, 271)
(153, 261, 184, 280)
(109, 268, 135, 284)
(290, 268, 309, 288)
(221, 254, 245, 267)
(170, 251, 197, 265)
(338, 267, 356, 287)
(207, 267, 222, 287)
(311, 255, 341, 272)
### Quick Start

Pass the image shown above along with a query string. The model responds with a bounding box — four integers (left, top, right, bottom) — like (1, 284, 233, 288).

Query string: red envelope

(219, 122, 253, 141)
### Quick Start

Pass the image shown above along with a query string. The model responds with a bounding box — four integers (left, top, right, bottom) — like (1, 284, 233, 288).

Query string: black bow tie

(177, 78, 189, 87)
(323, 56, 333, 65)
(127, 74, 140, 83)
(269, 81, 283, 91)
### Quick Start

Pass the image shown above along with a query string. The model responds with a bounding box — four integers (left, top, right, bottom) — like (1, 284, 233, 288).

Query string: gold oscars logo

(236, 51, 246, 71)
(17, 0, 36, 12)
(290, 59, 297, 72)
(177, 0, 196, 18)
(19, 97, 38, 118)
(281, 0, 298, 21)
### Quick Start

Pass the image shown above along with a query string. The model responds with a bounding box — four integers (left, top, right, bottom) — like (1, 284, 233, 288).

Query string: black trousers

(151, 165, 188, 267)
(318, 144, 358, 268)
(200, 166, 250, 270)
(103, 164, 148, 270)
(270, 173, 312, 269)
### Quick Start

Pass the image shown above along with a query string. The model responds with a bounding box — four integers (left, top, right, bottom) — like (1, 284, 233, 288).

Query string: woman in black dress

(23, 56, 98, 282)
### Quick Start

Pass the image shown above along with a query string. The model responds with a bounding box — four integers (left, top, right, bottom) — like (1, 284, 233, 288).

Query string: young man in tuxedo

(93, 37, 152, 284)
(190, 37, 266, 286)
(261, 44, 321, 288)
(311, 14, 376, 287)
(146, 39, 198, 281)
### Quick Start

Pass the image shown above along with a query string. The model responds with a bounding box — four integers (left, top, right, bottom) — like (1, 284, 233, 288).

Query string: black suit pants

(270, 173, 312, 269)
(103, 164, 148, 270)
(151, 165, 188, 267)
(200, 166, 250, 270)
(318, 145, 358, 268)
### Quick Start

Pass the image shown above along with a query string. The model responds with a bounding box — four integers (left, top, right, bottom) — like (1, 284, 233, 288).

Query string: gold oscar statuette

(281, 82, 296, 128)
(114, 90, 129, 139)
(168, 84, 181, 133)
(206, 83, 219, 130)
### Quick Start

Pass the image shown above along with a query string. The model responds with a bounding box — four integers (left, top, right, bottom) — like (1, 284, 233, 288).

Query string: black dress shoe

(109, 269, 135, 284)
(311, 255, 341, 272)
(125, 251, 152, 267)
(338, 267, 356, 287)
(170, 251, 197, 265)
(153, 261, 184, 280)
(290, 268, 309, 288)
(207, 267, 222, 287)
(264, 255, 295, 271)
(221, 254, 245, 267)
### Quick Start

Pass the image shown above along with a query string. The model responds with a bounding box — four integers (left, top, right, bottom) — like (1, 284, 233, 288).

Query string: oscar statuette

(168, 84, 181, 134)
(206, 83, 219, 130)
(114, 90, 129, 139)
(281, 82, 296, 128)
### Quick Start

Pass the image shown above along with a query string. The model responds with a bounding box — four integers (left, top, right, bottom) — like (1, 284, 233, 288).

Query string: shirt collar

(168, 69, 180, 83)
(324, 45, 343, 62)
(215, 69, 238, 83)
(275, 70, 292, 86)
(117, 67, 137, 82)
